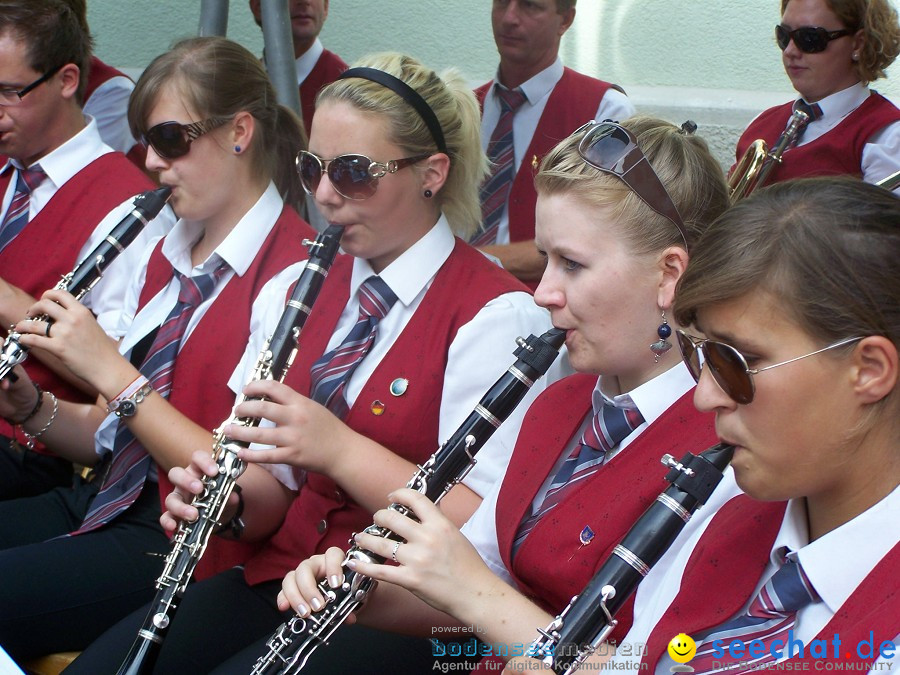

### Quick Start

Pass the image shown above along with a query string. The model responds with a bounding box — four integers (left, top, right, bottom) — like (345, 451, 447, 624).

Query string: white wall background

(87, 0, 900, 168)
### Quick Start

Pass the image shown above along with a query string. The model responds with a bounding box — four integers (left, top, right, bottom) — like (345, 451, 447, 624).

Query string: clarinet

(116, 225, 343, 675)
(251, 327, 566, 675)
(0, 186, 172, 383)
(526, 442, 735, 674)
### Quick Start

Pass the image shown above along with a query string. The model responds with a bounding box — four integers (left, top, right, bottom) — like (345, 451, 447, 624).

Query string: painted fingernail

(311, 597, 322, 611)
(347, 560, 358, 570)
(329, 575, 340, 588)
(297, 603, 309, 616)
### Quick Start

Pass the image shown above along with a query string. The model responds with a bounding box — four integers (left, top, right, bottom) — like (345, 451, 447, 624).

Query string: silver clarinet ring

(391, 540, 401, 564)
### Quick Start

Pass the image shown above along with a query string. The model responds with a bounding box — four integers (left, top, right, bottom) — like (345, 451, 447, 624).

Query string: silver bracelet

(23, 391, 58, 450)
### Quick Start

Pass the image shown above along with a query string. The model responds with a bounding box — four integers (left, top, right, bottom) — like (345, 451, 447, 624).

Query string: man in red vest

(472, 0, 634, 287)
(0, 0, 168, 499)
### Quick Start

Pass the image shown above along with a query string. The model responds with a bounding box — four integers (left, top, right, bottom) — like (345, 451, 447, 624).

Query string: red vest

(734, 93, 900, 182)
(134, 206, 313, 580)
(475, 68, 615, 246)
(643, 495, 899, 670)
(494, 375, 717, 644)
(299, 49, 347, 137)
(84, 56, 147, 169)
(243, 239, 529, 584)
(0, 154, 152, 443)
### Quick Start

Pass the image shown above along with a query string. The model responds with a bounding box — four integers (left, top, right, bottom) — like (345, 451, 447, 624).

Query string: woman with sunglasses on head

(733, 0, 900, 193)
(584, 176, 900, 673)
(269, 116, 731, 672)
(0, 36, 314, 662)
(65, 52, 549, 674)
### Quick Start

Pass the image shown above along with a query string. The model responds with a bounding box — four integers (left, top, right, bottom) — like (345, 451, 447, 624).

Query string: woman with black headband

(274, 117, 732, 670)
(67, 52, 549, 673)
(731, 0, 900, 192)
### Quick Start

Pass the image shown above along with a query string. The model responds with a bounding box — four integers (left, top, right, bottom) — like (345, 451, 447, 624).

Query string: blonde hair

(535, 116, 729, 256)
(316, 52, 488, 238)
(129, 37, 307, 207)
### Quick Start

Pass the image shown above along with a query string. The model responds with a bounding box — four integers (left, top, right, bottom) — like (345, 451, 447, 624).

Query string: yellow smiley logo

(667, 633, 697, 664)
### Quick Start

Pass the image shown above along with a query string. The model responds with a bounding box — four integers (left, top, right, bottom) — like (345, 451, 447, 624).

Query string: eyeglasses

(575, 120, 689, 250)
(296, 150, 431, 200)
(775, 24, 854, 54)
(0, 65, 63, 106)
(677, 330, 862, 405)
(142, 118, 230, 160)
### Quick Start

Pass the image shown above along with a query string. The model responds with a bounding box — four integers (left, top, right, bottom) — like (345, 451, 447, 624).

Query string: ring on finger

(391, 540, 401, 564)
(44, 322, 52, 337)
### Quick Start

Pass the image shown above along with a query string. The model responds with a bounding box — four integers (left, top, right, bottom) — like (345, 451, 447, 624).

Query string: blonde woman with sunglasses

(0, 36, 315, 662)
(582, 176, 900, 673)
(67, 52, 549, 674)
(732, 0, 900, 191)
(262, 116, 731, 672)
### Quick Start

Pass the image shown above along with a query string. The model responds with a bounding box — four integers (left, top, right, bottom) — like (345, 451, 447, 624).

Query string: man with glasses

(470, 0, 634, 287)
(732, 0, 900, 192)
(0, 0, 171, 500)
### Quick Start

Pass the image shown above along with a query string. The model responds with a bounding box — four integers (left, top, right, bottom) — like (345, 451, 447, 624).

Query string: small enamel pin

(370, 400, 385, 416)
(568, 525, 595, 561)
(389, 378, 408, 397)
(531, 154, 539, 170)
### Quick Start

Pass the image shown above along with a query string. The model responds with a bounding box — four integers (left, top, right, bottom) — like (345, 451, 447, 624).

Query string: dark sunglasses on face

(775, 24, 854, 53)
(142, 117, 229, 160)
(677, 329, 862, 405)
(574, 120, 689, 251)
(296, 150, 431, 200)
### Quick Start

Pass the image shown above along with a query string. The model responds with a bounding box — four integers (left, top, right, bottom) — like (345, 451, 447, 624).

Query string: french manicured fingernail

(329, 575, 340, 588)
(311, 597, 322, 611)
(297, 603, 309, 616)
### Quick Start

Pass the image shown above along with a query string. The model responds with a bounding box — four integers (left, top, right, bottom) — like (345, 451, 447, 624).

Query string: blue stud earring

(234, 145, 242, 154)
(651, 310, 672, 363)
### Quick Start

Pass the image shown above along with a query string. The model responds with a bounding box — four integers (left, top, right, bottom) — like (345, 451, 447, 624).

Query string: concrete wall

(87, 0, 900, 168)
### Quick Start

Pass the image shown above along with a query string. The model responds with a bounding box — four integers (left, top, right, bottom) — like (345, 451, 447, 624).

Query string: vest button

(316, 519, 327, 534)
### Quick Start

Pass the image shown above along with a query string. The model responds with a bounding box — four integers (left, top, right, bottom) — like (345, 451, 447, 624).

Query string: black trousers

(0, 434, 73, 499)
(68, 566, 480, 674)
(0, 479, 170, 663)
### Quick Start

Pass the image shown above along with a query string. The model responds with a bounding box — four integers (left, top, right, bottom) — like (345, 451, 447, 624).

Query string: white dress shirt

(460, 361, 697, 586)
(480, 58, 636, 245)
(0, 117, 174, 333)
(83, 74, 139, 154)
(234, 214, 555, 495)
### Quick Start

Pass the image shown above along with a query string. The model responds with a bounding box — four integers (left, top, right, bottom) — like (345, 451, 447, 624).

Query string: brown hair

(128, 36, 307, 208)
(317, 52, 488, 238)
(781, 0, 900, 82)
(0, 0, 92, 103)
(535, 116, 730, 256)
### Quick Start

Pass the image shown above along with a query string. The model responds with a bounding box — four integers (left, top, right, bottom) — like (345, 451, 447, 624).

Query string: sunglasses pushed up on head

(775, 24, 854, 53)
(676, 330, 862, 404)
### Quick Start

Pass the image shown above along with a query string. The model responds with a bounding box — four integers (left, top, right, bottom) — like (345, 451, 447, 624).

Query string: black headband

(337, 67, 448, 155)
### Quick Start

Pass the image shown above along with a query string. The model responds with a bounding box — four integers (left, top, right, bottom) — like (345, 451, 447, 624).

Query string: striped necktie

(309, 275, 398, 420)
(72, 264, 228, 534)
(471, 87, 527, 247)
(0, 165, 47, 253)
(512, 399, 644, 555)
(685, 553, 821, 674)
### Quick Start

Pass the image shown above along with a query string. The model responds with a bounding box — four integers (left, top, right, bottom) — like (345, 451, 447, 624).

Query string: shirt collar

(492, 57, 563, 107)
(594, 360, 696, 426)
(771, 484, 900, 614)
(162, 181, 283, 277)
(294, 38, 325, 85)
(349, 213, 454, 308)
(797, 82, 867, 121)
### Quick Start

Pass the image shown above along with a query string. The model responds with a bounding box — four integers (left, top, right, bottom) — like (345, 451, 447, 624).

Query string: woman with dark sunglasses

(733, 0, 900, 192)
(586, 177, 899, 673)
(267, 116, 731, 672)
(64, 52, 549, 674)
(0, 36, 315, 662)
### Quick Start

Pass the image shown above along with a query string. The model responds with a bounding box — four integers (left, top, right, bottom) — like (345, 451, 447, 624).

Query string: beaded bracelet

(23, 391, 58, 450)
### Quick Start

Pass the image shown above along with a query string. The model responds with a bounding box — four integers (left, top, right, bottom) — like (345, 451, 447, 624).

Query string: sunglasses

(775, 24, 854, 53)
(677, 330, 862, 405)
(296, 150, 430, 200)
(575, 121, 689, 250)
(142, 118, 229, 160)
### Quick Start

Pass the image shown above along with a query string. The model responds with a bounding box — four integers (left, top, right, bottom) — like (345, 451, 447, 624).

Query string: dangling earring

(423, 189, 433, 199)
(651, 310, 673, 363)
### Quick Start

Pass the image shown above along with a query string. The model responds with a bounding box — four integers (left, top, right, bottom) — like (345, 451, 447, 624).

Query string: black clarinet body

(251, 327, 566, 675)
(116, 226, 343, 675)
(0, 186, 172, 382)
(528, 442, 735, 674)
